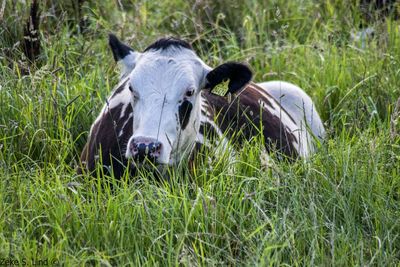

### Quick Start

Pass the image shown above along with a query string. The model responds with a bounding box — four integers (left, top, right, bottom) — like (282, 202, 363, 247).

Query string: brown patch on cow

(80, 103, 134, 177)
(202, 83, 299, 158)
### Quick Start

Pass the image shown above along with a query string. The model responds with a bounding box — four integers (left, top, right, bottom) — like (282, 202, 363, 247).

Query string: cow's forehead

(139, 47, 203, 66)
(129, 48, 206, 95)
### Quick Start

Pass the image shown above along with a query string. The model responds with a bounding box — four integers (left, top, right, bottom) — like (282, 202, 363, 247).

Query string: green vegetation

(1, 0, 399, 265)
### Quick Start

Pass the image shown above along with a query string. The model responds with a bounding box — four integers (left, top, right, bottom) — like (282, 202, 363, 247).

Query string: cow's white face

(126, 49, 207, 164)
(109, 34, 252, 165)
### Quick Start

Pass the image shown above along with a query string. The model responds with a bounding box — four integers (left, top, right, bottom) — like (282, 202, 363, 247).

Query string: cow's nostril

(130, 141, 138, 150)
(151, 142, 162, 153)
(132, 144, 138, 151)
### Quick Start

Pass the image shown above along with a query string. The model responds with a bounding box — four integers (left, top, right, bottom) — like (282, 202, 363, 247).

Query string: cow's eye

(128, 85, 133, 92)
(185, 90, 194, 97)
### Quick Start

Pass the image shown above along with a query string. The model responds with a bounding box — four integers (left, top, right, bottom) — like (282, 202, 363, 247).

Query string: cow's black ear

(109, 33, 141, 77)
(109, 33, 134, 62)
(205, 62, 252, 95)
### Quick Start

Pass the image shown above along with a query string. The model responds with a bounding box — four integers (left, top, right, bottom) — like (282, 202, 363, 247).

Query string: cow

(78, 34, 325, 178)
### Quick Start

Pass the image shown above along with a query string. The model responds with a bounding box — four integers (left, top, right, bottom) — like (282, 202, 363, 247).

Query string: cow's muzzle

(129, 136, 162, 163)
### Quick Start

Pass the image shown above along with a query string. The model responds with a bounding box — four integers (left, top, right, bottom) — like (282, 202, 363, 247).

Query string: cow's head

(109, 34, 252, 166)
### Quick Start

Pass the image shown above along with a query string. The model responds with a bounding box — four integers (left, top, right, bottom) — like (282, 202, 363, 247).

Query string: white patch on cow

(119, 113, 133, 137)
(119, 103, 129, 119)
(89, 76, 131, 136)
(107, 84, 131, 110)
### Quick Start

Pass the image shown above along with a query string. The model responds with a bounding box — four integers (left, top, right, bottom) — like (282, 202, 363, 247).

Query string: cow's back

(257, 81, 325, 141)
(201, 81, 325, 158)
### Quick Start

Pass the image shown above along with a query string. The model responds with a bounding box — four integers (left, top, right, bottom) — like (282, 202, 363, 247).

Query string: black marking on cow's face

(109, 34, 134, 62)
(205, 62, 252, 95)
(178, 100, 193, 130)
(144, 37, 192, 52)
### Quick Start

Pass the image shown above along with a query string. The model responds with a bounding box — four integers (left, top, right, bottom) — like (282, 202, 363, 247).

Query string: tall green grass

(1, 0, 399, 265)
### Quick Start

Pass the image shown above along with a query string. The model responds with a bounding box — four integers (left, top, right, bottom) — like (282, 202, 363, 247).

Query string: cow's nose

(130, 137, 162, 162)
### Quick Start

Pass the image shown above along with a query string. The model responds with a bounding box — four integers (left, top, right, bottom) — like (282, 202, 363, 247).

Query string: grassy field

(1, 0, 400, 265)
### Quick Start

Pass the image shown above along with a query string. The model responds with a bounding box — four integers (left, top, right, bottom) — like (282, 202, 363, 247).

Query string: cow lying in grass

(79, 34, 325, 178)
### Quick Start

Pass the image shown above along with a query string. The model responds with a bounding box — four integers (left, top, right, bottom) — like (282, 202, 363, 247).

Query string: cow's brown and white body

(79, 35, 325, 178)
